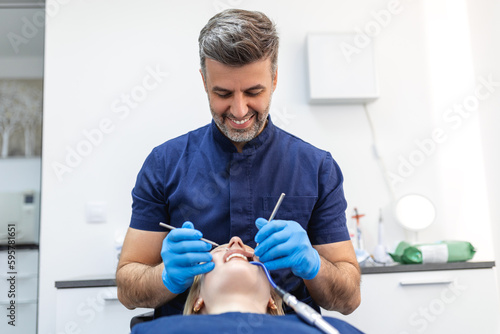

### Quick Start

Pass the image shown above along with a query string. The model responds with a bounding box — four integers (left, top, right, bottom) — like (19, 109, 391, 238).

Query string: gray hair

(198, 9, 279, 79)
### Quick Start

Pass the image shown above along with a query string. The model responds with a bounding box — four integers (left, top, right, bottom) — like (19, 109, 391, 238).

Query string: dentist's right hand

(161, 221, 215, 294)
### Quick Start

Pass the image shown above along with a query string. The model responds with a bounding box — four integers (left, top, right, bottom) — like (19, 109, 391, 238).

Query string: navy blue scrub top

(130, 116, 349, 317)
(132, 313, 365, 334)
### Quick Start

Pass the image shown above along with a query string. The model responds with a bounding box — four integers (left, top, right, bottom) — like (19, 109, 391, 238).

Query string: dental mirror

(395, 194, 436, 232)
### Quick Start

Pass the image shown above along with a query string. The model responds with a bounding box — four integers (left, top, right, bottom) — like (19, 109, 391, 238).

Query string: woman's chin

(212, 266, 267, 293)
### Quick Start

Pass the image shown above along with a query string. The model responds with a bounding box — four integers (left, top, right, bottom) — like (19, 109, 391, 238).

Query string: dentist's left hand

(161, 221, 215, 294)
(254, 218, 321, 280)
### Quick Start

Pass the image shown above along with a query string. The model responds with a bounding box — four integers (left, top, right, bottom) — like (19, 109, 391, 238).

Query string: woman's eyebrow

(211, 246, 229, 253)
(210, 244, 255, 253)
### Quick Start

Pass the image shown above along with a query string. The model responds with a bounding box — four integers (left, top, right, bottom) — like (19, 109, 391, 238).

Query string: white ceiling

(0, 1, 45, 58)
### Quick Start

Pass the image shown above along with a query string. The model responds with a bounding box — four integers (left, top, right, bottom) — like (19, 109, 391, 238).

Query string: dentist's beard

(211, 104, 270, 143)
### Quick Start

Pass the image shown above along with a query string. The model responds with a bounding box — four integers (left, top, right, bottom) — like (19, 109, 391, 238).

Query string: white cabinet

(0, 249, 38, 334)
(56, 285, 150, 333)
(306, 33, 379, 104)
(322, 266, 500, 334)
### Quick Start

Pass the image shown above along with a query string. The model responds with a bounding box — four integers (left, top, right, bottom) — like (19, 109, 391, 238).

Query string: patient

(183, 236, 284, 316)
(132, 237, 363, 334)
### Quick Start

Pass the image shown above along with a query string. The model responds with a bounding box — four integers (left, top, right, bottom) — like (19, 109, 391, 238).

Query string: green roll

(389, 240, 476, 264)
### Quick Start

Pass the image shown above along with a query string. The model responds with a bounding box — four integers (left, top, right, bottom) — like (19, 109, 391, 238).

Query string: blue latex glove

(254, 218, 321, 280)
(161, 221, 214, 294)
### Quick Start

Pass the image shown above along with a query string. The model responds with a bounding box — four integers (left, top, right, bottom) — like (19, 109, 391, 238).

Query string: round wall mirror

(395, 194, 436, 231)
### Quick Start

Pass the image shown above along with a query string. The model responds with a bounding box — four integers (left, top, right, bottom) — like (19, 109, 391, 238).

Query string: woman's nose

(228, 236, 245, 249)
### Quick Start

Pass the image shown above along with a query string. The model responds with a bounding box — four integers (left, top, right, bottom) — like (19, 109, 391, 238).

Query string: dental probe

(256, 193, 286, 248)
(250, 261, 340, 334)
(268, 193, 286, 222)
(159, 222, 220, 248)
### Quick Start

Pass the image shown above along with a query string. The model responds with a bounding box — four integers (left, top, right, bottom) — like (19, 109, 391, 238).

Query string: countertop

(55, 261, 495, 289)
(360, 260, 495, 274)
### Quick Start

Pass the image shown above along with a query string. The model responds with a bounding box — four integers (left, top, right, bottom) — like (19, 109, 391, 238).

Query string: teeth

(233, 118, 250, 125)
(226, 253, 248, 262)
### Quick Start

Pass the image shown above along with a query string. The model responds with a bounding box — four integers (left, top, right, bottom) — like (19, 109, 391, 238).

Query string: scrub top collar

(210, 115, 275, 154)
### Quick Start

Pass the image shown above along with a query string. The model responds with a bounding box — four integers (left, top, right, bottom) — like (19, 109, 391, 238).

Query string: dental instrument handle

(250, 262, 339, 334)
(274, 286, 340, 334)
(268, 193, 286, 222)
(314, 317, 341, 334)
(159, 222, 220, 248)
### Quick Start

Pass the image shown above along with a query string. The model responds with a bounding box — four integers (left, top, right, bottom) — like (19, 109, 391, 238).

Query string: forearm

(304, 255, 361, 315)
(116, 262, 176, 309)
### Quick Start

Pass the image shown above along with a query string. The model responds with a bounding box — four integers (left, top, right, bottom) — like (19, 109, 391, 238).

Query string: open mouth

(227, 114, 255, 128)
(223, 249, 255, 263)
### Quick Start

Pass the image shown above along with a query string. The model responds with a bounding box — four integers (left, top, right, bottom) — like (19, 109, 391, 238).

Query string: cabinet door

(56, 286, 151, 333)
(322, 269, 500, 334)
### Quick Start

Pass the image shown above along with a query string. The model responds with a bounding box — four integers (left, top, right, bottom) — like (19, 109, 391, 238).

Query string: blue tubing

(251, 262, 340, 334)
(250, 261, 277, 289)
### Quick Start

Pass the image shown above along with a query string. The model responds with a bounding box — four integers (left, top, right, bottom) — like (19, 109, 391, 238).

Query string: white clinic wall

(38, 0, 498, 332)
(466, 0, 500, 295)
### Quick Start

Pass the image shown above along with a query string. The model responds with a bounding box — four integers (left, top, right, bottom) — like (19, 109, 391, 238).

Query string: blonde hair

(183, 274, 284, 315)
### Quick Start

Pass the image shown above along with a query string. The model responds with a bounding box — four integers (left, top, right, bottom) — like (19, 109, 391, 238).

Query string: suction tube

(250, 261, 340, 334)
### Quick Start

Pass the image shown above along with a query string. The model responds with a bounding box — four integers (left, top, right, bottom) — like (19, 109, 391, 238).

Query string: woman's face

(198, 236, 272, 313)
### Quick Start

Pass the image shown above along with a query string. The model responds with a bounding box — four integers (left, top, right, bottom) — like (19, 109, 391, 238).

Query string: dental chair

(130, 311, 154, 330)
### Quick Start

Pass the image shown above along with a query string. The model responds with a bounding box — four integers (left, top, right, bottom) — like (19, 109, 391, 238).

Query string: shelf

(361, 261, 495, 275)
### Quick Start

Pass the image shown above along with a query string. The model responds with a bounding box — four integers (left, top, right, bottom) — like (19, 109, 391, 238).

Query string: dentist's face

(201, 58, 277, 148)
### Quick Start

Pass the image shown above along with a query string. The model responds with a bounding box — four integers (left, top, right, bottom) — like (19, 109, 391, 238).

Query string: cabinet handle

(103, 296, 120, 301)
(399, 279, 453, 286)
(103, 290, 119, 301)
